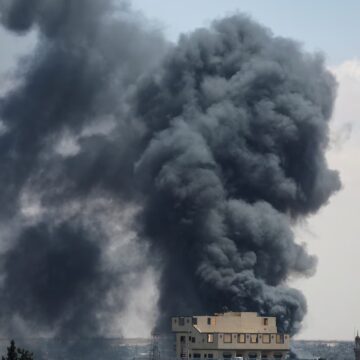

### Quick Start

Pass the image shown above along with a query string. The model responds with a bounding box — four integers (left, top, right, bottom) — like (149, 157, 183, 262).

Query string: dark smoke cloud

(0, 0, 339, 337)
(135, 16, 340, 334)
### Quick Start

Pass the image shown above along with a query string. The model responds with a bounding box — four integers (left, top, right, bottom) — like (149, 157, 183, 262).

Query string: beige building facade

(172, 312, 290, 360)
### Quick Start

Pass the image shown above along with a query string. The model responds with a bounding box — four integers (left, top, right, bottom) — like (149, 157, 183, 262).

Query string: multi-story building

(172, 312, 290, 360)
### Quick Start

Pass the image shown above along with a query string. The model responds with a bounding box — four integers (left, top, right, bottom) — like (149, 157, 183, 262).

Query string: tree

(1, 340, 34, 360)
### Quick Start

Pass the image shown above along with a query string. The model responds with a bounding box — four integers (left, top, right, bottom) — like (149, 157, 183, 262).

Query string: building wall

(172, 312, 289, 359)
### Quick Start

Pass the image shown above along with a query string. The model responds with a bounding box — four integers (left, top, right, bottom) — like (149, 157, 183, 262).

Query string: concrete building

(172, 312, 290, 360)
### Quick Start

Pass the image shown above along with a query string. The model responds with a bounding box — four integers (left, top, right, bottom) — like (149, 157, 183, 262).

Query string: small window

(236, 352, 243, 357)
(193, 354, 201, 359)
(180, 336, 185, 342)
(223, 353, 232, 359)
(204, 355, 207, 358)
(261, 355, 268, 359)
(276, 334, 284, 344)
(187, 318, 190, 323)
(207, 334, 214, 343)
(249, 353, 258, 359)
(192, 337, 196, 343)
(208, 354, 213, 359)
(189, 354, 192, 358)
(223, 334, 232, 343)
(192, 317, 198, 325)
(207, 317, 211, 325)
(274, 354, 283, 359)
(250, 334, 258, 343)
(262, 334, 270, 344)
(264, 318, 268, 326)
(189, 336, 192, 341)
(179, 317, 185, 326)
(238, 333, 245, 343)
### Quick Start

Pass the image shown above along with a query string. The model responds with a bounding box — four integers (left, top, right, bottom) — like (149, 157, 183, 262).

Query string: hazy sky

(0, 0, 359, 340)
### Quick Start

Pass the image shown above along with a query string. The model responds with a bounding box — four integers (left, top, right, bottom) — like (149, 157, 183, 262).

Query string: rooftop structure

(171, 312, 290, 360)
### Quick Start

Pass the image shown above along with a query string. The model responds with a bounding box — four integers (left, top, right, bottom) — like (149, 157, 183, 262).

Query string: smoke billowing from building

(0, 0, 340, 337)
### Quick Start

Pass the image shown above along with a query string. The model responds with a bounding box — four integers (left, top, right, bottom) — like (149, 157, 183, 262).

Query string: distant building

(171, 312, 290, 359)
(354, 332, 360, 360)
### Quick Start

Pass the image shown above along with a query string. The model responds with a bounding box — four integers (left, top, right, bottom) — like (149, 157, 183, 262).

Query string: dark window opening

(208, 355, 213, 359)
(276, 334, 284, 344)
(179, 317, 185, 326)
(192, 317, 198, 325)
(223, 353, 232, 359)
(207, 317, 211, 325)
(192, 337, 196, 343)
(193, 354, 201, 358)
(264, 318, 268, 326)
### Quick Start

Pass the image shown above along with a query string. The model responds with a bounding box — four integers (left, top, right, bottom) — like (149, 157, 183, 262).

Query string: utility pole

(355, 331, 360, 360)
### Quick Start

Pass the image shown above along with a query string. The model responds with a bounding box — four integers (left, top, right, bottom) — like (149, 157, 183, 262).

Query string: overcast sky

(0, 0, 359, 341)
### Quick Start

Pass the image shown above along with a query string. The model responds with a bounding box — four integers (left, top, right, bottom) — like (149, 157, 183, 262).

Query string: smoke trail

(0, 0, 167, 337)
(0, 0, 339, 337)
(134, 16, 340, 334)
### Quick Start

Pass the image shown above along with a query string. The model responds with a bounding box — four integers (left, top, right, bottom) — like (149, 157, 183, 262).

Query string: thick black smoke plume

(0, 0, 339, 337)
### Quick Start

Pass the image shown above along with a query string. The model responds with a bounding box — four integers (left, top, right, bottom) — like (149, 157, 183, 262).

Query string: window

(223, 353, 232, 359)
(223, 334, 232, 343)
(208, 354, 213, 359)
(207, 334, 214, 343)
(189, 336, 192, 341)
(276, 334, 284, 344)
(192, 317, 198, 325)
(180, 336, 185, 343)
(264, 318, 268, 326)
(207, 317, 211, 325)
(262, 334, 270, 344)
(261, 355, 268, 359)
(248, 353, 258, 359)
(179, 317, 185, 326)
(236, 352, 243, 358)
(250, 334, 258, 343)
(274, 354, 283, 359)
(193, 354, 201, 359)
(187, 318, 190, 323)
(192, 337, 196, 343)
(238, 334, 245, 343)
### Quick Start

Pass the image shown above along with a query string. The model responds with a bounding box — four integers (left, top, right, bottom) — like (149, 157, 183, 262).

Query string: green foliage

(1, 340, 34, 360)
